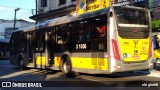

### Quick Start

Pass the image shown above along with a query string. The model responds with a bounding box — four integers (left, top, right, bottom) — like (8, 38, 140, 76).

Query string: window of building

(153, 8, 160, 20)
(71, 0, 76, 2)
(59, 0, 66, 6)
(153, 0, 160, 8)
(41, 0, 47, 7)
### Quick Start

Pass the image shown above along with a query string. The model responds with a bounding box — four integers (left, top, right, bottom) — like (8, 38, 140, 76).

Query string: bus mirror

(110, 12, 113, 17)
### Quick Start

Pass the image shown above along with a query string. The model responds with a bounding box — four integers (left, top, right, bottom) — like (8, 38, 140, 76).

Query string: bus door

(34, 31, 46, 69)
(46, 29, 55, 67)
(91, 15, 108, 70)
(91, 38, 107, 70)
(27, 33, 34, 66)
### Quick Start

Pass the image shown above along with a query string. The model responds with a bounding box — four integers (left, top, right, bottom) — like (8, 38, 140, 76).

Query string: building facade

(149, 0, 160, 32)
(30, 0, 141, 23)
(0, 19, 34, 39)
(30, 0, 76, 22)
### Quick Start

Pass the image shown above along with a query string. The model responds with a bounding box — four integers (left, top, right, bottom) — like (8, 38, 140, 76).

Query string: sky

(0, 0, 36, 22)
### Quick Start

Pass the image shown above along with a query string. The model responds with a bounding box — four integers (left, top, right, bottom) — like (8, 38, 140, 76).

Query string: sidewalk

(147, 69, 160, 78)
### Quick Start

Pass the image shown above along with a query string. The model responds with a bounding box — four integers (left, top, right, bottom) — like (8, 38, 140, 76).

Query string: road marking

(0, 69, 38, 79)
(32, 70, 48, 74)
(79, 77, 99, 82)
(147, 73, 160, 78)
(45, 72, 64, 80)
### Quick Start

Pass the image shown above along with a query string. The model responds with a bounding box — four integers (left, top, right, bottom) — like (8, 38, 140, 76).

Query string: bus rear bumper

(110, 58, 153, 73)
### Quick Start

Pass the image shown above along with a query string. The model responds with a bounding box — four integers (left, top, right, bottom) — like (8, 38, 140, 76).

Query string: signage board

(76, 0, 110, 15)
(76, 0, 135, 15)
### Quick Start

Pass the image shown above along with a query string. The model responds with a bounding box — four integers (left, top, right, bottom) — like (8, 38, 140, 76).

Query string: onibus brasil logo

(80, 1, 85, 10)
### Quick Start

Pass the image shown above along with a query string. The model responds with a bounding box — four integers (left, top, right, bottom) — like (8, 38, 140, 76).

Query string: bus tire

(61, 56, 76, 77)
(18, 56, 25, 70)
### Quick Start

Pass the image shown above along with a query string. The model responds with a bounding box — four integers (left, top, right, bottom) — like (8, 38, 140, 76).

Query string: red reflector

(112, 39, 120, 60)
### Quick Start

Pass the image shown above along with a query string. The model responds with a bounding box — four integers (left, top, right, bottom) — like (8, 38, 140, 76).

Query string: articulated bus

(10, 5, 153, 76)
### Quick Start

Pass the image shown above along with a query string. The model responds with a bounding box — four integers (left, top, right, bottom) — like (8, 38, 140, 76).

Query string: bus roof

(23, 14, 78, 32)
(20, 7, 112, 33)
(16, 5, 146, 33)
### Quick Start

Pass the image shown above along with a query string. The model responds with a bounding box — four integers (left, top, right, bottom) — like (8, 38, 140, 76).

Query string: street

(0, 60, 160, 90)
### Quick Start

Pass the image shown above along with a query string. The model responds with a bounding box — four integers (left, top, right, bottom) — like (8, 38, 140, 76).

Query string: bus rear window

(114, 7, 149, 25)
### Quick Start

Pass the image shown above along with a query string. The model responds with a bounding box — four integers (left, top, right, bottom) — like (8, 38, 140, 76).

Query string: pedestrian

(157, 34, 160, 48)
(153, 35, 158, 50)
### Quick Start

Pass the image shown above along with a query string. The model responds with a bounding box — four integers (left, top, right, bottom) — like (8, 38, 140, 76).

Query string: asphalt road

(0, 60, 160, 90)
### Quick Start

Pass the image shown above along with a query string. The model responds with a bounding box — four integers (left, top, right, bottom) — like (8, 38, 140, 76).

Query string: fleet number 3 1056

(76, 44, 87, 49)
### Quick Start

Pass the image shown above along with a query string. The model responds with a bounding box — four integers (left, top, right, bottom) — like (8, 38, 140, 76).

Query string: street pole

(35, 0, 38, 24)
(13, 8, 20, 31)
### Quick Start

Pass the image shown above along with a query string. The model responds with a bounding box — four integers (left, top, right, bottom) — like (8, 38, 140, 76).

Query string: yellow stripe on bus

(54, 56, 108, 70)
(54, 57, 61, 66)
(118, 36, 150, 62)
(36, 56, 46, 65)
(72, 57, 108, 70)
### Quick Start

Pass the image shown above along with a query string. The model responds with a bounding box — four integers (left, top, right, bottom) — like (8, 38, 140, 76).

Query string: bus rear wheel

(61, 56, 76, 77)
(19, 58, 25, 70)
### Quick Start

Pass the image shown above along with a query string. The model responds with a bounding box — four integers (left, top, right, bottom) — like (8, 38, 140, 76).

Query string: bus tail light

(112, 39, 120, 60)
(148, 40, 153, 58)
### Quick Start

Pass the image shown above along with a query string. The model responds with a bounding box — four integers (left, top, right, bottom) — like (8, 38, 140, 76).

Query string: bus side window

(93, 15, 107, 39)
(86, 28, 91, 42)
(72, 22, 80, 43)
(71, 20, 91, 45)
(57, 26, 63, 44)
(83, 20, 91, 42)
(48, 29, 55, 52)
(34, 31, 45, 53)
(78, 23, 85, 43)
(62, 24, 71, 44)
(57, 25, 70, 44)
(73, 20, 91, 43)
(10, 35, 15, 55)
(33, 32, 38, 52)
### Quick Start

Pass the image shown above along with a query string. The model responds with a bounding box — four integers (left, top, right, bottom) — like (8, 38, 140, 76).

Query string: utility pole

(13, 8, 20, 31)
(35, 0, 38, 24)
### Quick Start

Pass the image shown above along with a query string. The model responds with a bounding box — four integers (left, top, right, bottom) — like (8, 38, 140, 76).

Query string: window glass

(56, 24, 71, 44)
(48, 29, 55, 53)
(92, 15, 107, 39)
(152, 8, 160, 20)
(34, 31, 45, 52)
(114, 7, 148, 25)
(59, 0, 66, 5)
(41, 0, 47, 7)
(72, 21, 91, 43)
(71, 15, 107, 43)
(57, 26, 63, 44)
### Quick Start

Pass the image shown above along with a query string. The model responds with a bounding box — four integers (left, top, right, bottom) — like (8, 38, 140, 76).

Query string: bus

(10, 5, 153, 76)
